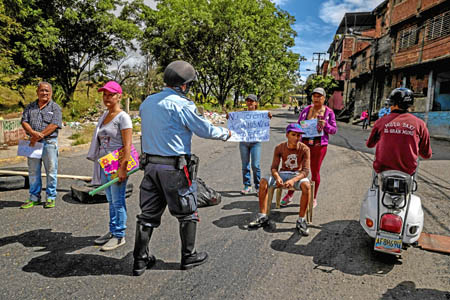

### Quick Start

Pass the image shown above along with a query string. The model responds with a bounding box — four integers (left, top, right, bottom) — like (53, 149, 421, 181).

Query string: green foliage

(69, 123, 95, 146)
(131, 0, 300, 106)
(2, 0, 140, 106)
(0, 0, 23, 83)
(68, 132, 81, 140)
(60, 85, 103, 121)
(304, 75, 339, 99)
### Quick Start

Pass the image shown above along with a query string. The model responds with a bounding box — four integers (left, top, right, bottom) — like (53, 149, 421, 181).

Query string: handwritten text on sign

(227, 111, 270, 142)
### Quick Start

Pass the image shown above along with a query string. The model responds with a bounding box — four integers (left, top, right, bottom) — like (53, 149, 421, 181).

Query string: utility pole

(313, 52, 326, 76)
(368, 39, 378, 126)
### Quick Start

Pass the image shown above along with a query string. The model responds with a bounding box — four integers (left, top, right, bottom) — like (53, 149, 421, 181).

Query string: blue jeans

(27, 138, 58, 202)
(100, 171, 128, 238)
(239, 142, 261, 189)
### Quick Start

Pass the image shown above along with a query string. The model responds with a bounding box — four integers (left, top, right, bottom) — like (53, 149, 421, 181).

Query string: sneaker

(43, 199, 55, 209)
(313, 198, 317, 208)
(296, 218, 310, 236)
(20, 199, 38, 209)
(280, 193, 293, 207)
(94, 232, 113, 245)
(248, 215, 269, 228)
(100, 237, 126, 251)
(241, 186, 252, 195)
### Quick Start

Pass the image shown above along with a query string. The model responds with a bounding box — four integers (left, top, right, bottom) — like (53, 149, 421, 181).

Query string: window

(398, 25, 418, 50)
(426, 11, 450, 41)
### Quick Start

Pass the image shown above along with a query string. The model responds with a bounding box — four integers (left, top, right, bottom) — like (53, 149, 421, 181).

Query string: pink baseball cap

(98, 81, 122, 94)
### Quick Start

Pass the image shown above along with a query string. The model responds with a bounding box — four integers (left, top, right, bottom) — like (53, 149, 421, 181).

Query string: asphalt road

(0, 108, 449, 300)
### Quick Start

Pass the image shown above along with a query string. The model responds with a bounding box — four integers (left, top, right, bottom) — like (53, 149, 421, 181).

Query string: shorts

(264, 171, 310, 190)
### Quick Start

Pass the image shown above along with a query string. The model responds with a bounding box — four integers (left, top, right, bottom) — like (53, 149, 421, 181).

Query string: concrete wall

(0, 118, 26, 146)
(412, 111, 450, 138)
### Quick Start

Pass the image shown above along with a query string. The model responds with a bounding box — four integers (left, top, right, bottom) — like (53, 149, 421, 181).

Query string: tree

(3, 0, 139, 106)
(0, 0, 22, 84)
(304, 75, 339, 103)
(129, 0, 300, 106)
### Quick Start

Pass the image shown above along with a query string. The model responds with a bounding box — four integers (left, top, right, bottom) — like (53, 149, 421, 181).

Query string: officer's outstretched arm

(180, 103, 230, 141)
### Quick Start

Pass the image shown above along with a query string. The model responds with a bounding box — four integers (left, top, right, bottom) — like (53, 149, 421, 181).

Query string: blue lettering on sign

(227, 111, 271, 142)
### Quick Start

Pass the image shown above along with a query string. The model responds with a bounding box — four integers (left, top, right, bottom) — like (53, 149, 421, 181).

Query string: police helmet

(163, 60, 197, 87)
(388, 88, 414, 110)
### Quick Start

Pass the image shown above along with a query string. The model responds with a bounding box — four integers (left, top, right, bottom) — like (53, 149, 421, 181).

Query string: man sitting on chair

(248, 123, 311, 236)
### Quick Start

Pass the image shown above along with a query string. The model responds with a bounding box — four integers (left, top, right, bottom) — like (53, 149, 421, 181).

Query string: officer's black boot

(179, 221, 208, 270)
(132, 222, 156, 276)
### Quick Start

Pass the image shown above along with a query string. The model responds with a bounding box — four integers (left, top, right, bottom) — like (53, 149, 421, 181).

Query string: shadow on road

(0, 229, 131, 277)
(0, 200, 23, 209)
(270, 220, 401, 276)
(218, 190, 257, 198)
(381, 281, 450, 299)
(213, 201, 300, 231)
(0, 229, 184, 277)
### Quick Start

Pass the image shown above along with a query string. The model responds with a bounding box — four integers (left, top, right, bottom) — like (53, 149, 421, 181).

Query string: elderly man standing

(20, 82, 62, 209)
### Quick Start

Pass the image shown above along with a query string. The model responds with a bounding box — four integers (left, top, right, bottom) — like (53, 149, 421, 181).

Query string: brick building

(349, 1, 392, 120)
(389, 0, 450, 137)
(327, 12, 376, 117)
(327, 0, 450, 138)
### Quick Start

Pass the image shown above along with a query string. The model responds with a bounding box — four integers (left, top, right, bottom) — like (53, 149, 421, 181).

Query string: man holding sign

(20, 82, 62, 209)
(227, 94, 272, 194)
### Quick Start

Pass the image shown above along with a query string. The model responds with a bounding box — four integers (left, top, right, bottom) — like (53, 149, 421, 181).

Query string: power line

(312, 52, 327, 75)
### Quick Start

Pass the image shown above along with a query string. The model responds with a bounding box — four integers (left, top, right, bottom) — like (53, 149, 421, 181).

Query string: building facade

(327, 0, 450, 138)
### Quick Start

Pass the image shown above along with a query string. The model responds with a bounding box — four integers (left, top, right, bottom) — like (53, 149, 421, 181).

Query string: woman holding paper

(227, 94, 272, 194)
(87, 81, 133, 251)
(282, 87, 337, 208)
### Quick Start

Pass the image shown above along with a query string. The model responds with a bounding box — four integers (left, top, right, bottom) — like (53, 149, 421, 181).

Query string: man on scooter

(366, 88, 432, 174)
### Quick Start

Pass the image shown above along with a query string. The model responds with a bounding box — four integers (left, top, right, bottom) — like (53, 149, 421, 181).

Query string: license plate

(374, 233, 402, 254)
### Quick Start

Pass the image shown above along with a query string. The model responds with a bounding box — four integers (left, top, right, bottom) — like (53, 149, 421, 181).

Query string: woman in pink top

(281, 87, 337, 208)
(360, 109, 369, 130)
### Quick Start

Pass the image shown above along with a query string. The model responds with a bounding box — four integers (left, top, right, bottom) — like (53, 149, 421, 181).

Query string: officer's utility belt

(146, 154, 183, 167)
(141, 153, 199, 183)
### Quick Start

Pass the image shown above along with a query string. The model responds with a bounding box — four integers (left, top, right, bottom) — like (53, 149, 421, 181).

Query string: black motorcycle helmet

(163, 60, 197, 87)
(388, 88, 414, 110)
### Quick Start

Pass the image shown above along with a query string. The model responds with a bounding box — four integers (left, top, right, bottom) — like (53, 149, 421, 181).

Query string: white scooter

(359, 168, 423, 255)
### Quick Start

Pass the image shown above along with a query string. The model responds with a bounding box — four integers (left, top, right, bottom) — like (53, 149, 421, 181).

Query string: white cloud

(319, 0, 385, 26)
(272, 0, 289, 6)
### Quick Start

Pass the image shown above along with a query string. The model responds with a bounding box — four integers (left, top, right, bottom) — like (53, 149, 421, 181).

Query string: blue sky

(272, 0, 385, 81)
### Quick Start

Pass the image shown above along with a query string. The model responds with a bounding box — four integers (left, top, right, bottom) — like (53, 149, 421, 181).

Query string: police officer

(133, 60, 231, 276)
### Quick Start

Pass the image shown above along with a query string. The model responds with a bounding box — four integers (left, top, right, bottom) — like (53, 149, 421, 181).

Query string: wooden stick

(0, 170, 92, 182)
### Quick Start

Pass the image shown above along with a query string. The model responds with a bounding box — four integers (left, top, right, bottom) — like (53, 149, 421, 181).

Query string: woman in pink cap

(87, 81, 133, 251)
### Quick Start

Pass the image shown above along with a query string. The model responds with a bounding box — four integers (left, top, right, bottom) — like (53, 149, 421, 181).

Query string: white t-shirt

(97, 111, 132, 157)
